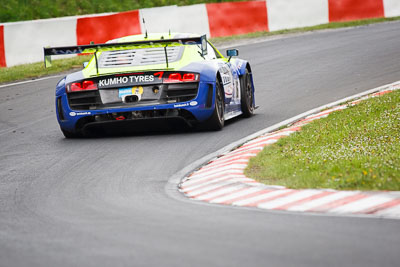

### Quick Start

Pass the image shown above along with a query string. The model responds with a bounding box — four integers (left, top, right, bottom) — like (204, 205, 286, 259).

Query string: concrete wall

(267, 0, 329, 31)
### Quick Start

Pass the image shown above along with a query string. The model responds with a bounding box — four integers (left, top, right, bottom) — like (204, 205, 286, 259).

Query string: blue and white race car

(44, 33, 255, 137)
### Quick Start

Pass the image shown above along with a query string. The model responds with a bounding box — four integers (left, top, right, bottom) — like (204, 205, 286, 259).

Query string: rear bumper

(56, 81, 215, 133)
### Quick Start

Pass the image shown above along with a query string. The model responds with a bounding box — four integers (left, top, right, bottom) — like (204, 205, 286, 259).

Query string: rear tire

(240, 69, 254, 117)
(205, 79, 225, 130)
(61, 128, 81, 138)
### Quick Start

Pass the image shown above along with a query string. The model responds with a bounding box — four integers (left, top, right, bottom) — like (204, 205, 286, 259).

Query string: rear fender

(55, 77, 66, 96)
(179, 61, 220, 83)
(179, 61, 222, 110)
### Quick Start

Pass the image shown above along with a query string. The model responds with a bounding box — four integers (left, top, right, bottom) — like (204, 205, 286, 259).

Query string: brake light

(82, 80, 97, 90)
(68, 80, 98, 92)
(166, 73, 182, 83)
(182, 73, 196, 82)
(70, 83, 82, 92)
(164, 73, 199, 83)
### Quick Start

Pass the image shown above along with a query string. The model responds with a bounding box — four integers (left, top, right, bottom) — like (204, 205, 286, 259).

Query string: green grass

(0, 0, 240, 22)
(245, 90, 400, 191)
(211, 16, 400, 44)
(0, 56, 91, 84)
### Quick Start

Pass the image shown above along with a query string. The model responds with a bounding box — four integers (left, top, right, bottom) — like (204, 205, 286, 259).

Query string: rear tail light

(164, 73, 199, 83)
(182, 73, 196, 82)
(166, 73, 182, 83)
(68, 80, 98, 92)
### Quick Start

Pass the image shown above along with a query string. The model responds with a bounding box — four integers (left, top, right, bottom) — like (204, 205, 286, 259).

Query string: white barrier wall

(383, 0, 400, 17)
(1, 0, 400, 67)
(173, 4, 210, 37)
(139, 5, 179, 34)
(267, 0, 329, 31)
(4, 17, 77, 66)
(139, 5, 210, 37)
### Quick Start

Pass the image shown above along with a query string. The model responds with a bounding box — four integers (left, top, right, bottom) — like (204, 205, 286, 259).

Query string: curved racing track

(1, 22, 400, 267)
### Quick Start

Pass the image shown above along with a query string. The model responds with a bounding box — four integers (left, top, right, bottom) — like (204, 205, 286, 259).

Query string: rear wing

(43, 35, 208, 72)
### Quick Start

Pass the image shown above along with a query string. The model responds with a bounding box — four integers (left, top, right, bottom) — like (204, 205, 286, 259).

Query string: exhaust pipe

(123, 95, 139, 103)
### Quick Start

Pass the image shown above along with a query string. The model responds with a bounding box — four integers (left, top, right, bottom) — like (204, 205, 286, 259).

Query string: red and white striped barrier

(179, 82, 400, 219)
(77, 10, 141, 46)
(206, 1, 269, 37)
(0, 25, 5, 67)
(1, 0, 400, 67)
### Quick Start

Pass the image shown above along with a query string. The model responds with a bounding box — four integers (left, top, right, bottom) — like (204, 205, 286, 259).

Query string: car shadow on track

(65, 113, 247, 139)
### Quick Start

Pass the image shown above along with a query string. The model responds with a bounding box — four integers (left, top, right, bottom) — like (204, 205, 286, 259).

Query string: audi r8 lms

(44, 33, 256, 138)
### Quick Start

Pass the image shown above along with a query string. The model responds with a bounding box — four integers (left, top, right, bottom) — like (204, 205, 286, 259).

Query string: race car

(44, 33, 255, 138)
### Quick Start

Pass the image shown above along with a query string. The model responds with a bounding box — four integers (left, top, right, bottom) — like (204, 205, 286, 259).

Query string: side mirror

(226, 49, 239, 57)
(83, 62, 89, 68)
(226, 49, 239, 62)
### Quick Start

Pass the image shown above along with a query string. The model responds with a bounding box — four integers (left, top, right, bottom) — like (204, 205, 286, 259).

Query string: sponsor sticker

(119, 86, 143, 98)
(189, 101, 198, 106)
(119, 88, 132, 98)
(77, 112, 91, 116)
(174, 103, 189, 108)
(69, 111, 91, 116)
(133, 86, 144, 95)
(98, 74, 158, 88)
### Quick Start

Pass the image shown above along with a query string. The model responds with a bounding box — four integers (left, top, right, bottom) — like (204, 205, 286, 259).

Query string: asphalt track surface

(1, 22, 400, 267)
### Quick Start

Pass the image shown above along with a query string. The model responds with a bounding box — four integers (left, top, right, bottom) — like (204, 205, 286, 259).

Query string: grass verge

(0, 55, 91, 84)
(245, 90, 400, 191)
(1, 16, 400, 84)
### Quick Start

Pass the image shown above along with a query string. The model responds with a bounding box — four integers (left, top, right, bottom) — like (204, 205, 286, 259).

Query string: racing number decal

(231, 64, 241, 103)
(220, 65, 233, 101)
(154, 71, 164, 79)
(219, 63, 241, 104)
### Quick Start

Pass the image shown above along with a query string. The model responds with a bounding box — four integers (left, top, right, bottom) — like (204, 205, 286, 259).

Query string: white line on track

(375, 205, 400, 217)
(0, 75, 63, 89)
